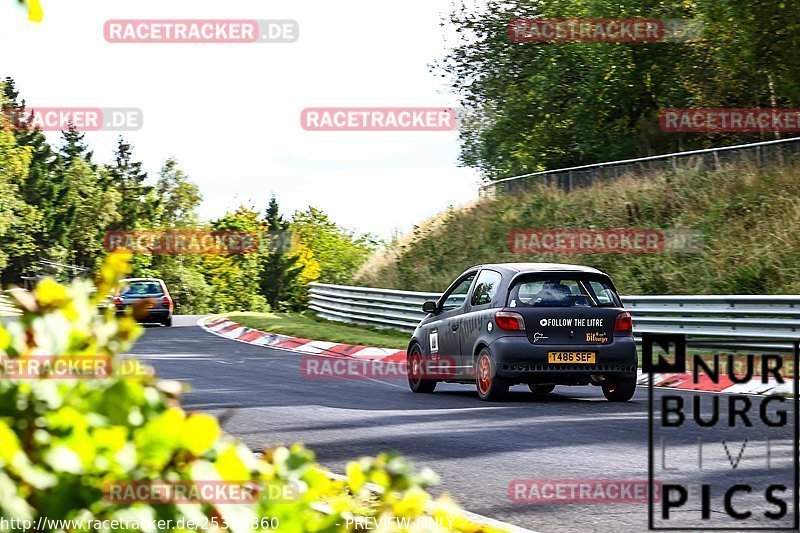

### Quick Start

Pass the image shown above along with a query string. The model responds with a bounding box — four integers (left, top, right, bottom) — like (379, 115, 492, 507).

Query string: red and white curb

(199, 316, 794, 396)
(636, 369, 795, 396)
(198, 316, 407, 363)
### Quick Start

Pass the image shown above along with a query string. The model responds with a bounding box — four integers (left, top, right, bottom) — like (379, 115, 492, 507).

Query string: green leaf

(346, 461, 365, 492)
(134, 407, 185, 468)
(182, 413, 220, 456)
(214, 445, 249, 481)
(0, 420, 21, 465)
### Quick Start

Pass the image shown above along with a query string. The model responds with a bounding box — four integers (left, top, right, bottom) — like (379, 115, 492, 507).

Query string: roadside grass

(226, 311, 410, 350)
(353, 160, 800, 296)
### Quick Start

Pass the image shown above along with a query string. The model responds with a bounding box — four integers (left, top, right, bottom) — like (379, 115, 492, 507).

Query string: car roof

(466, 262, 606, 275)
(120, 278, 165, 283)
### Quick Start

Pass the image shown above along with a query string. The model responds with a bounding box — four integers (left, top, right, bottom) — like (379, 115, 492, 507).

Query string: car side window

(588, 281, 616, 305)
(471, 270, 502, 307)
(441, 273, 477, 311)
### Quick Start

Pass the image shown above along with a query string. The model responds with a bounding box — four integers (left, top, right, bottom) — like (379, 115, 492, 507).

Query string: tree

(0, 78, 45, 283)
(107, 137, 153, 230)
(0, 77, 377, 315)
(4, 78, 74, 266)
(259, 195, 302, 309)
(0, 88, 41, 285)
(202, 206, 269, 313)
(61, 159, 121, 269)
(152, 158, 202, 228)
(58, 125, 93, 164)
(130, 158, 204, 307)
(437, 0, 800, 181)
(288, 207, 378, 299)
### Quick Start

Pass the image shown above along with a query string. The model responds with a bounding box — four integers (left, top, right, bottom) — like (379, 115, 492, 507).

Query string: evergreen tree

(260, 195, 301, 309)
(58, 124, 93, 164)
(61, 159, 121, 269)
(0, 77, 65, 280)
(108, 137, 152, 229)
(0, 83, 43, 286)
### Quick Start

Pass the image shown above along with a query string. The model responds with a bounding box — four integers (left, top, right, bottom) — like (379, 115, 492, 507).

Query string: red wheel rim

(408, 352, 421, 381)
(477, 354, 491, 394)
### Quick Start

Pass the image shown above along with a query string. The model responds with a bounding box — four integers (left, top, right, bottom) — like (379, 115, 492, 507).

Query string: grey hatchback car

(113, 278, 174, 326)
(407, 263, 638, 401)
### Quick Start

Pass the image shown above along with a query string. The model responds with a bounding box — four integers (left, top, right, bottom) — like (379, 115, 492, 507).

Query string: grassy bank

(226, 311, 409, 349)
(354, 161, 800, 295)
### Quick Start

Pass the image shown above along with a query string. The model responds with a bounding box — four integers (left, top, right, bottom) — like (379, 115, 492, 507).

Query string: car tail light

(495, 311, 525, 331)
(113, 296, 123, 307)
(162, 296, 172, 309)
(614, 311, 633, 335)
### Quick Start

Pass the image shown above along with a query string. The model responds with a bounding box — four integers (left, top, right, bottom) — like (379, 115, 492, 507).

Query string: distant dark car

(114, 278, 173, 327)
(407, 263, 637, 401)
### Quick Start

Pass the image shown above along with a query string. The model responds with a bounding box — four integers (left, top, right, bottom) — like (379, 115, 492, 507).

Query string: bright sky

(0, 0, 480, 240)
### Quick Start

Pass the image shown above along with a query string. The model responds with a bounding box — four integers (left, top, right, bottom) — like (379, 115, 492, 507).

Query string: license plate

(548, 351, 596, 364)
(146, 303, 155, 309)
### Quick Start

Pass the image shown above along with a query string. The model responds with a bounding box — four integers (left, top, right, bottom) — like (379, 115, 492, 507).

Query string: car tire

(163, 316, 173, 327)
(476, 348, 509, 401)
(602, 375, 637, 402)
(528, 384, 556, 395)
(407, 343, 436, 393)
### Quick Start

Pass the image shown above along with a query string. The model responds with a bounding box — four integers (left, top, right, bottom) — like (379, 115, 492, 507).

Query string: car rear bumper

(488, 335, 638, 382)
(115, 308, 171, 322)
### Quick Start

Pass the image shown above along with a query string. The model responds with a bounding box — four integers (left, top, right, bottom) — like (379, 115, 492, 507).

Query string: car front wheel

(602, 375, 637, 402)
(407, 344, 436, 393)
(476, 349, 509, 401)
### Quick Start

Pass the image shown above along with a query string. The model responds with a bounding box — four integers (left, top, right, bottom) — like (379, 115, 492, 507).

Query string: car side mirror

(422, 301, 438, 314)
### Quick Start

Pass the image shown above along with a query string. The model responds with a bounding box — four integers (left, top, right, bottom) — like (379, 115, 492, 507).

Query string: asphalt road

(129, 316, 798, 533)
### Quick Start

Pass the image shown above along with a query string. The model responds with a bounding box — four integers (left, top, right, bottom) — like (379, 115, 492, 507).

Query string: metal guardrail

(0, 292, 21, 317)
(309, 283, 800, 348)
(309, 283, 439, 331)
(480, 136, 800, 197)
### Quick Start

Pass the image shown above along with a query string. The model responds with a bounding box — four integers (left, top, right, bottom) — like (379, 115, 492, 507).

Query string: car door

(461, 269, 503, 374)
(426, 271, 478, 375)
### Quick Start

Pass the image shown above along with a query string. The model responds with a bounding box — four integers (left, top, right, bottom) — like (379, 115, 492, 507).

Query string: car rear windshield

(120, 281, 163, 297)
(507, 275, 622, 308)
